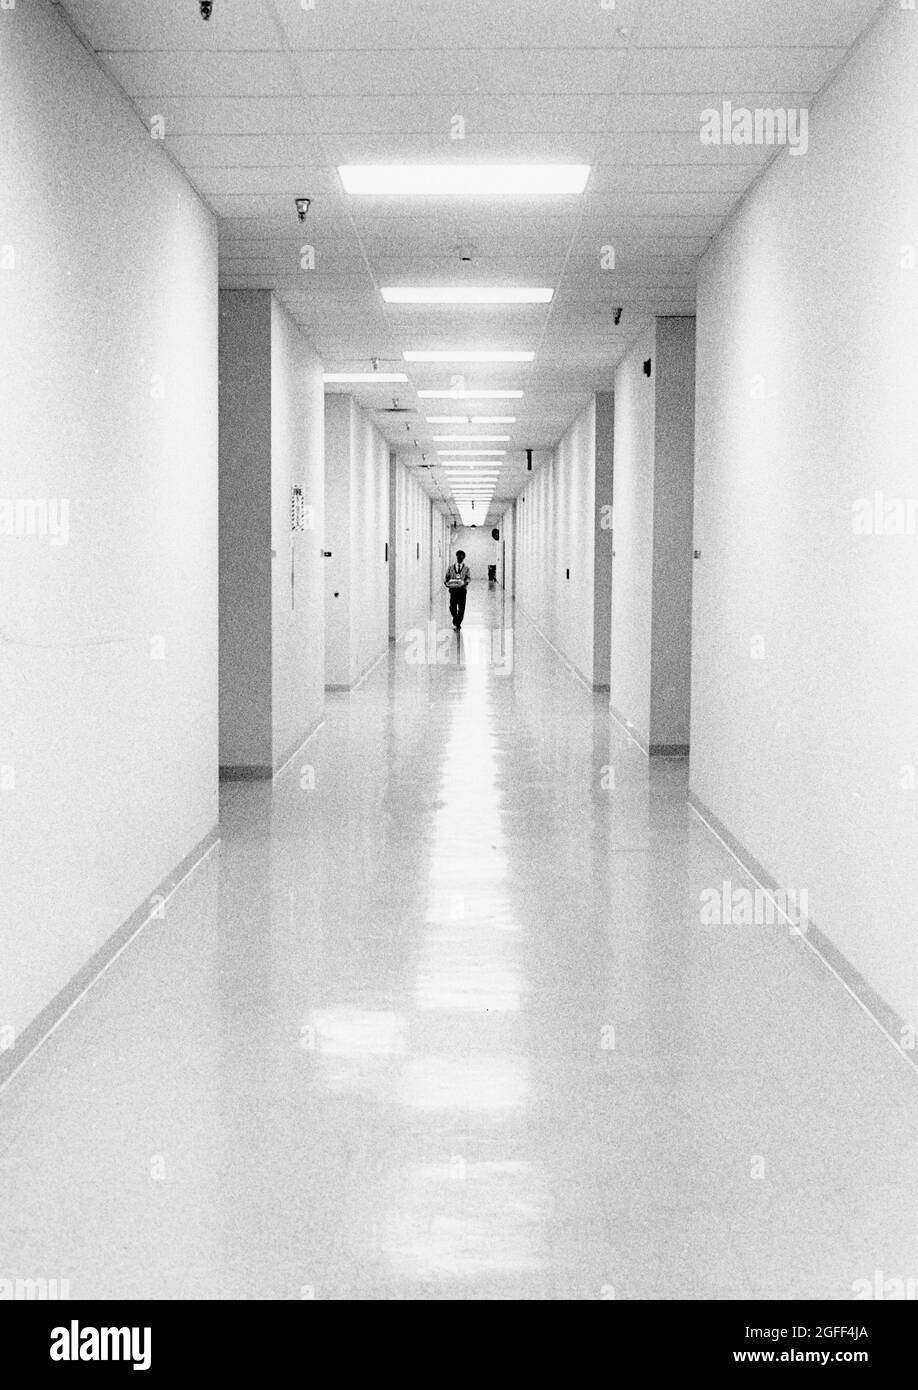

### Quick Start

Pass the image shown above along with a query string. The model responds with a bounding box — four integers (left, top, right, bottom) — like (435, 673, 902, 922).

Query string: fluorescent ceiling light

(418, 390, 523, 400)
(323, 372, 407, 383)
(381, 286, 552, 304)
(437, 450, 506, 456)
(471, 416, 515, 424)
(339, 165, 590, 196)
(433, 434, 510, 442)
(405, 351, 533, 363)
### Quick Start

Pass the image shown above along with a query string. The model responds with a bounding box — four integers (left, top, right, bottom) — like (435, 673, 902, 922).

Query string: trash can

(487, 564, 497, 584)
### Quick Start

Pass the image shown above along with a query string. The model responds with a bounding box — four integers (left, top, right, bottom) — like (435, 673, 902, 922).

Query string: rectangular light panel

(339, 165, 590, 196)
(418, 390, 523, 399)
(405, 351, 534, 363)
(323, 372, 407, 383)
(382, 286, 553, 304)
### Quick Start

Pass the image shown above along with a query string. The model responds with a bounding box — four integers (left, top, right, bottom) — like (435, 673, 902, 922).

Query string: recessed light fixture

(433, 435, 510, 442)
(418, 390, 524, 400)
(339, 165, 590, 196)
(437, 449, 506, 456)
(405, 351, 534, 363)
(381, 286, 553, 304)
(323, 372, 408, 383)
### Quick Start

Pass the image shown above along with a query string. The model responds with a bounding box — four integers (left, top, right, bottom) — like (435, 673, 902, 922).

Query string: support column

(323, 396, 390, 687)
(388, 450, 398, 641)
(593, 392, 615, 688)
(609, 316, 696, 754)
(218, 290, 325, 776)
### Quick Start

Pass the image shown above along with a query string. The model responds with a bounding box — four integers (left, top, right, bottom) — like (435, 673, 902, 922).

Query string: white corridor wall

(0, 0, 218, 1044)
(450, 526, 498, 577)
(514, 398, 613, 687)
(394, 458, 439, 640)
(690, 3, 918, 1031)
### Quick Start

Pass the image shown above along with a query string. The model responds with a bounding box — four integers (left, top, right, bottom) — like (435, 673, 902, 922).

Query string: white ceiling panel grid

(58, 0, 885, 522)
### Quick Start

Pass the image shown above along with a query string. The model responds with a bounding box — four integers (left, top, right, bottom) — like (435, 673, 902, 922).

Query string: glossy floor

(2, 583, 917, 1300)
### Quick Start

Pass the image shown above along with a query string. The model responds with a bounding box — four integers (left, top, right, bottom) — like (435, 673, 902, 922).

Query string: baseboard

(609, 704, 688, 758)
(513, 603, 593, 688)
(273, 715, 324, 777)
(220, 716, 325, 781)
(688, 791, 915, 1076)
(609, 702, 649, 753)
(0, 824, 221, 1094)
(325, 645, 388, 695)
(351, 647, 388, 691)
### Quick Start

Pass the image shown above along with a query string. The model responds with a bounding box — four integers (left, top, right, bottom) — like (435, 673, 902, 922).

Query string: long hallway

(2, 583, 915, 1301)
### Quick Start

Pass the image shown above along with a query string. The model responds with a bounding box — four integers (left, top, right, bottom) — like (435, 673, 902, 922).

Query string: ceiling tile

(57, 0, 884, 502)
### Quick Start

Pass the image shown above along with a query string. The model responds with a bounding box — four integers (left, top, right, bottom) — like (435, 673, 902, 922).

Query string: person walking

(444, 549, 471, 630)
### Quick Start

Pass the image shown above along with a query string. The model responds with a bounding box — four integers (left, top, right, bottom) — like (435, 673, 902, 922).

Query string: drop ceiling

(59, 0, 882, 524)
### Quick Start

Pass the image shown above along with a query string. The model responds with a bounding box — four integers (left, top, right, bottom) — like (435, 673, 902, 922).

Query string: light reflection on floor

(0, 583, 916, 1300)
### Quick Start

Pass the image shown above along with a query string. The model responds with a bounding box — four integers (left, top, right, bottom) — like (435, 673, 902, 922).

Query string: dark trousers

(448, 585, 467, 626)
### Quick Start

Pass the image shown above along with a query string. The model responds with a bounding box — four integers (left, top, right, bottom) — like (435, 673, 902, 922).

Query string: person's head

(456, 550, 466, 563)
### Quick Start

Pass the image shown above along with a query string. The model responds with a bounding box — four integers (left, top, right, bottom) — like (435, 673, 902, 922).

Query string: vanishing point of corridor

(1, 583, 915, 1302)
